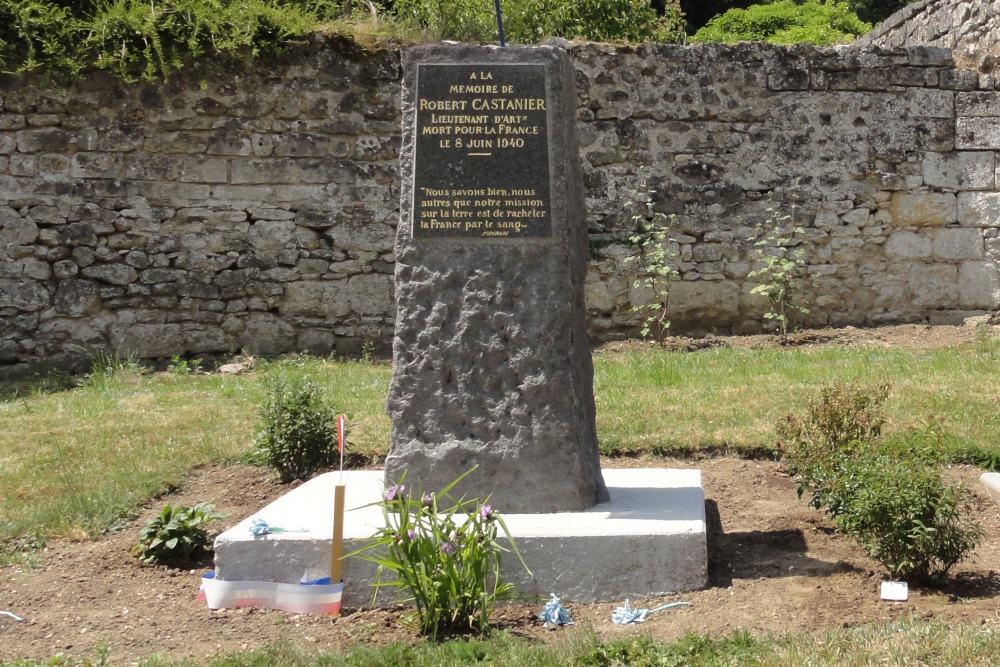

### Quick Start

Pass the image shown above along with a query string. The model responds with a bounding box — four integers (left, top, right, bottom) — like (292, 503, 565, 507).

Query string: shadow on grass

(0, 367, 77, 402)
(705, 499, 860, 588)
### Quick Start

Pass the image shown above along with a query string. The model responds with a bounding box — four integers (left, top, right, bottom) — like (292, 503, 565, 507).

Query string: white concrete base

(982, 472, 1000, 505)
(214, 468, 706, 606)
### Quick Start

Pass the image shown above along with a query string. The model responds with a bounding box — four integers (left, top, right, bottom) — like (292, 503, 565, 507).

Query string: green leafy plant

(253, 375, 338, 483)
(836, 443, 983, 583)
(625, 169, 680, 343)
(691, 0, 871, 46)
(134, 501, 225, 567)
(780, 384, 984, 583)
(748, 190, 811, 342)
(394, 0, 685, 44)
(353, 469, 529, 640)
(168, 354, 202, 375)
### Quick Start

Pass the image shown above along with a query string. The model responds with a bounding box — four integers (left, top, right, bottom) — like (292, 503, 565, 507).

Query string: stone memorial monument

(385, 44, 609, 513)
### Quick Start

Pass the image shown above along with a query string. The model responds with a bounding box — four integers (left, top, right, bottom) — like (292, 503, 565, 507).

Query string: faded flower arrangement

(354, 469, 528, 639)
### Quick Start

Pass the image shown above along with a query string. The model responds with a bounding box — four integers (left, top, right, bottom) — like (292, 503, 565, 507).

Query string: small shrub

(780, 384, 984, 583)
(134, 502, 224, 567)
(354, 470, 528, 640)
(836, 450, 983, 583)
(778, 381, 889, 514)
(253, 375, 338, 483)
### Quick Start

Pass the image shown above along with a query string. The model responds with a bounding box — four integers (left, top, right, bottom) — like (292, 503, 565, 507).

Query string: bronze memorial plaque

(412, 63, 551, 239)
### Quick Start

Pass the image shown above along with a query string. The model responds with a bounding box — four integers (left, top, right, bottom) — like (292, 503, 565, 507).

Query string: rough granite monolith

(385, 44, 609, 513)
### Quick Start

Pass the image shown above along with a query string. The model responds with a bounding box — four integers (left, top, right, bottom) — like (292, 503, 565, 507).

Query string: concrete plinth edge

(214, 468, 707, 607)
(982, 472, 1000, 505)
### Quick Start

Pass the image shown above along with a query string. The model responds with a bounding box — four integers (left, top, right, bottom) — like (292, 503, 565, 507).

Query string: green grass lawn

(6, 619, 1000, 666)
(3, 340, 1000, 552)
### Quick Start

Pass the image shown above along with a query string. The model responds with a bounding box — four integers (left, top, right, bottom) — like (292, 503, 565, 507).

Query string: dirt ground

(2, 323, 1000, 664)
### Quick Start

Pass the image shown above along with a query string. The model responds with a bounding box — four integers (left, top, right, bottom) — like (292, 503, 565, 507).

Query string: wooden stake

(331, 483, 346, 583)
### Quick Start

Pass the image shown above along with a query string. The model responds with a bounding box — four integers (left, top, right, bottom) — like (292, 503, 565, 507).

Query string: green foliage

(253, 375, 338, 483)
(626, 171, 679, 342)
(837, 439, 984, 583)
(353, 469, 529, 640)
(691, 0, 871, 45)
(134, 501, 224, 566)
(394, 0, 686, 44)
(748, 190, 811, 341)
(780, 383, 984, 583)
(167, 355, 202, 375)
(0, 0, 347, 81)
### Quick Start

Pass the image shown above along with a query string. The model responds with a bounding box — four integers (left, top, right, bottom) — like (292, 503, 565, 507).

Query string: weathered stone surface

(111, 323, 185, 358)
(239, 313, 296, 355)
(957, 118, 1000, 150)
(0, 218, 38, 246)
(959, 261, 1000, 309)
(933, 227, 983, 260)
(81, 264, 139, 285)
(6, 38, 1000, 367)
(923, 152, 995, 190)
(959, 192, 1000, 226)
(908, 264, 959, 309)
(385, 45, 608, 514)
(0, 280, 49, 310)
(668, 280, 740, 328)
(54, 279, 101, 316)
(283, 279, 350, 318)
(885, 230, 932, 258)
(891, 193, 957, 226)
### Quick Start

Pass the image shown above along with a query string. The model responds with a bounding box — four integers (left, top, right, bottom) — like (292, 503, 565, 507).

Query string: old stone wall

(3, 37, 1000, 368)
(856, 0, 1000, 58)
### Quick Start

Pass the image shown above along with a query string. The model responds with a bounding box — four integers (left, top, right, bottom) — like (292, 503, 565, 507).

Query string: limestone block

(231, 158, 335, 185)
(112, 323, 185, 358)
(54, 279, 101, 316)
(81, 264, 139, 285)
(186, 327, 230, 353)
(922, 151, 995, 189)
(345, 273, 393, 316)
(956, 91, 1000, 117)
(0, 218, 38, 246)
(239, 312, 296, 355)
(933, 227, 983, 260)
(585, 279, 616, 312)
(15, 128, 70, 153)
(0, 280, 49, 310)
(248, 220, 295, 252)
(959, 261, 1000, 309)
(282, 279, 351, 318)
(906, 88, 954, 119)
(958, 191, 1000, 226)
(907, 264, 959, 309)
(69, 153, 124, 179)
(890, 192, 957, 226)
(667, 280, 739, 327)
(957, 118, 1000, 149)
(885, 230, 932, 258)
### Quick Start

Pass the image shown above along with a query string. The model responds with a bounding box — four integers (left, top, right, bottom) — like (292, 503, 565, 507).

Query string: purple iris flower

(384, 484, 405, 501)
